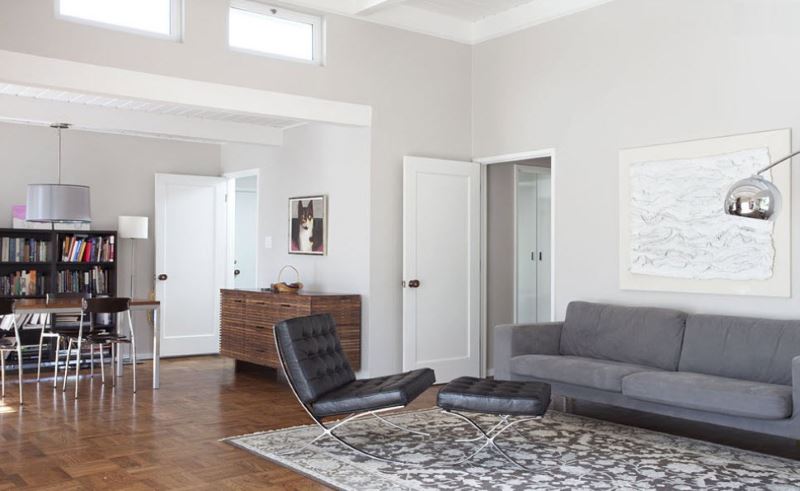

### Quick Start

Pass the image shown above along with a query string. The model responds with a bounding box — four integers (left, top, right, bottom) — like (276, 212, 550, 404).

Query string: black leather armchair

(275, 314, 435, 462)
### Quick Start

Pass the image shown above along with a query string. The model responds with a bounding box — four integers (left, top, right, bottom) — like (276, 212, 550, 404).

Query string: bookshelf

(0, 228, 117, 299)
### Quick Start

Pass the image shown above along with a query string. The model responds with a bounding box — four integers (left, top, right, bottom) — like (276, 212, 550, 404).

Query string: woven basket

(271, 265, 303, 294)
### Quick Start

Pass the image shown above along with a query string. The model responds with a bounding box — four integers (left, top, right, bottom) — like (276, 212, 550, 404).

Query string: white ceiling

(276, 0, 616, 44)
(403, 0, 535, 22)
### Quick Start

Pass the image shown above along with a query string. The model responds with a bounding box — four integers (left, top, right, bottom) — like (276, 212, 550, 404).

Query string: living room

(0, 0, 798, 489)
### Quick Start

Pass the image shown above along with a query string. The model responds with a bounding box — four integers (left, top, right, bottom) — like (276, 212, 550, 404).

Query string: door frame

(513, 164, 551, 324)
(475, 148, 557, 377)
(224, 168, 260, 289)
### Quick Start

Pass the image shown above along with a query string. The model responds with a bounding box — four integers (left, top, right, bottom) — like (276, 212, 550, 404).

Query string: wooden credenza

(220, 289, 361, 370)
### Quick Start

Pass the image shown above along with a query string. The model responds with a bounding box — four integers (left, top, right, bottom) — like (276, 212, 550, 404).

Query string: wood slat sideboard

(219, 289, 361, 370)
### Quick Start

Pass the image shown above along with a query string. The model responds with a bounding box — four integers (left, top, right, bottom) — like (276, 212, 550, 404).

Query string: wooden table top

(14, 298, 160, 310)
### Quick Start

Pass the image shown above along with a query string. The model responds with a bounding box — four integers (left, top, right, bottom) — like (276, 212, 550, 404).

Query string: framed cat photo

(289, 195, 327, 255)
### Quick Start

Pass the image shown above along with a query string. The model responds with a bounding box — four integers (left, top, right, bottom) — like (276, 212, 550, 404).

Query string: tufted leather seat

(275, 314, 436, 418)
(438, 376, 551, 416)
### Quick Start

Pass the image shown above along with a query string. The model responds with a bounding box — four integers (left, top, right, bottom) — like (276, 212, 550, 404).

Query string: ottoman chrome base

(437, 377, 551, 471)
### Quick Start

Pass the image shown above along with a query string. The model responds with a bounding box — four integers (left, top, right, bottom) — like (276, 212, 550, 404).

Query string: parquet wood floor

(1, 356, 796, 490)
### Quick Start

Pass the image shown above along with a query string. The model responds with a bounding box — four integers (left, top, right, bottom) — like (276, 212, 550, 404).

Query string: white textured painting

(619, 129, 791, 297)
(630, 148, 774, 280)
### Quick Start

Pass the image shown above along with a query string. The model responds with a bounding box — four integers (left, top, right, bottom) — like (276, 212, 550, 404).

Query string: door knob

(157, 274, 168, 281)
(234, 269, 241, 276)
(408, 279, 421, 288)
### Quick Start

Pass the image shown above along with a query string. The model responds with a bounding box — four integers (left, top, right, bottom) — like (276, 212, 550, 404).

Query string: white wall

(0, 0, 472, 376)
(0, 122, 221, 354)
(222, 123, 371, 371)
(474, 0, 800, 320)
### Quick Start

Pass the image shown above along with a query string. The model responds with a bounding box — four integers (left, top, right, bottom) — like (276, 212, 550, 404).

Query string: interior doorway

(479, 150, 555, 376)
(225, 170, 260, 290)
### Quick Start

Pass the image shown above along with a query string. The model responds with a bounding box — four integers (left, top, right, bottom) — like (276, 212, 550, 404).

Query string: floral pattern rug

(224, 409, 800, 490)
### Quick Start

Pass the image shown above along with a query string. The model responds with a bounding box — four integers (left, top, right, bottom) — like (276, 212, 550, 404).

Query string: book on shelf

(0, 237, 50, 263)
(0, 270, 47, 296)
(60, 235, 115, 263)
(57, 267, 110, 295)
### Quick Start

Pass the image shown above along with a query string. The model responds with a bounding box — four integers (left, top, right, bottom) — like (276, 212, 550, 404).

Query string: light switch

(264, 236, 273, 249)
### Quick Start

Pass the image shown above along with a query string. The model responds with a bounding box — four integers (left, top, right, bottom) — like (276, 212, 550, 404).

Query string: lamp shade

(26, 184, 91, 223)
(118, 216, 149, 239)
(724, 175, 782, 221)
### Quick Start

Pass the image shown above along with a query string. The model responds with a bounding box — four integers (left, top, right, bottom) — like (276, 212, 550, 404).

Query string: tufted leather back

(274, 314, 355, 404)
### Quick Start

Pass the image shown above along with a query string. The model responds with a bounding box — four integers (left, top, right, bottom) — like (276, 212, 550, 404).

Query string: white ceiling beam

(0, 49, 372, 127)
(353, 0, 406, 16)
(0, 94, 285, 146)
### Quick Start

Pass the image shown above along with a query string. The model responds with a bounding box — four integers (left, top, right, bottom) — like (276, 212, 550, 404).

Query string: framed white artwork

(619, 129, 791, 297)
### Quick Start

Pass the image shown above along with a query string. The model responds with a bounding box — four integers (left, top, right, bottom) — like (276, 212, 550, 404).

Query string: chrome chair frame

(274, 333, 430, 465)
(0, 300, 23, 405)
(62, 299, 136, 399)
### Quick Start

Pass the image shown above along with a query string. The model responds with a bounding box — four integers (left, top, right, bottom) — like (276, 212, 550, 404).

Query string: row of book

(60, 235, 115, 263)
(0, 237, 50, 263)
(0, 270, 47, 297)
(56, 267, 110, 295)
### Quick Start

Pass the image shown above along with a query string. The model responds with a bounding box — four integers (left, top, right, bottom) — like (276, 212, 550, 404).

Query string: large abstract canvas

(619, 130, 791, 297)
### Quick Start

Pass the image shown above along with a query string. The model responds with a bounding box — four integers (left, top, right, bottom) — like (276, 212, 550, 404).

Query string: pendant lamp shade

(24, 123, 91, 224)
(26, 184, 91, 223)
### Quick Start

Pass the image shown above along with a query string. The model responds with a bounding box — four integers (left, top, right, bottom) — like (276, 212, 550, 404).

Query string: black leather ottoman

(437, 376, 551, 470)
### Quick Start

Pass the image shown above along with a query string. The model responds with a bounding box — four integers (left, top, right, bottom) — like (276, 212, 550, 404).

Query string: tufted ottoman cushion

(437, 377, 551, 416)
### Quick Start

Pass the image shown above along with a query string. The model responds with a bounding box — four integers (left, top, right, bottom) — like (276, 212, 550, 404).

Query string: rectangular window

(228, 1, 322, 64)
(56, 0, 181, 40)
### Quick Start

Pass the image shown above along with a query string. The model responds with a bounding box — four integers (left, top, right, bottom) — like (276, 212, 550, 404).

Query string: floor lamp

(118, 216, 149, 298)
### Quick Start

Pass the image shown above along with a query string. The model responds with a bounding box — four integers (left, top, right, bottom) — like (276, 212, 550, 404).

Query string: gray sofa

(494, 301, 800, 439)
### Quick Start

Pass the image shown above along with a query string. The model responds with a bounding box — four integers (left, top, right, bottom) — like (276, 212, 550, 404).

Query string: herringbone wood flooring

(1, 356, 797, 489)
(0, 356, 436, 490)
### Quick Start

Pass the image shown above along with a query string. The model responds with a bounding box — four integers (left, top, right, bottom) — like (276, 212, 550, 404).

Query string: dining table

(14, 298, 162, 389)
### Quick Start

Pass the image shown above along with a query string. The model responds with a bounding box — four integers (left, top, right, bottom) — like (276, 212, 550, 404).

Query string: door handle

(234, 269, 241, 276)
(157, 274, 168, 281)
(408, 279, 421, 288)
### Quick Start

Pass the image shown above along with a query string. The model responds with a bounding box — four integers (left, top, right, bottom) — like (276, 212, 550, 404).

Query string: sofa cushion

(679, 314, 800, 386)
(510, 354, 657, 392)
(622, 371, 793, 420)
(560, 301, 687, 371)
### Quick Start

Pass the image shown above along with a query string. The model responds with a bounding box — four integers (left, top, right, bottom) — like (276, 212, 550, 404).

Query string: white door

(155, 174, 227, 357)
(403, 156, 481, 383)
(536, 171, 552, 322)
(234, 188, 258, 289)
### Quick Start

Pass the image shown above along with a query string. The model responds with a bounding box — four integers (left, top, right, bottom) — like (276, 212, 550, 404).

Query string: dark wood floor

(0, 356, 796, 489)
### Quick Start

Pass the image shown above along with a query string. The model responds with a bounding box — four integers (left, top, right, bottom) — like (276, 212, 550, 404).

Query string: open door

(403, 156, 481, 383)
(155, 174, 227, 357)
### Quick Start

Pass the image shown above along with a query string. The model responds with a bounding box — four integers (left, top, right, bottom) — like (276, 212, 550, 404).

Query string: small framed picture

(289, 195, 327, 255)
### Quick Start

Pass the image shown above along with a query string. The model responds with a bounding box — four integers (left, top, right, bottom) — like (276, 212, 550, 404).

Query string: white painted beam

(0, 49, 372, 127)
(0, 94, 285, 146)
(354, 0, 405, 16)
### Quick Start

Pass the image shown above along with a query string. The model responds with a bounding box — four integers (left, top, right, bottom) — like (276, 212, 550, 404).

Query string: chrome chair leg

(90, 345, 94, 378)
(62, 339, 73, 393)
(130, 315, 137, 393)
(372, 411, 430, 437)
(1, 350, 5, 398)
(74, 337, 83, 399)
(16, 345, 23, 405)
(53, 336, 60, 389)
(36, 327, 45, 381)
(99, 344, 105, 384)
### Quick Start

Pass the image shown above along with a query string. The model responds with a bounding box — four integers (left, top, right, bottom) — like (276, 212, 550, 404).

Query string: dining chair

(38, 292, 91, 387)
(0, 299, 23, 405)
(62, 297, 136, 399)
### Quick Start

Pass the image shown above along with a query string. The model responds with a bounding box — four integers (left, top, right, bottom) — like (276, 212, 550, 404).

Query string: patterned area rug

(225, 409, 800, 490)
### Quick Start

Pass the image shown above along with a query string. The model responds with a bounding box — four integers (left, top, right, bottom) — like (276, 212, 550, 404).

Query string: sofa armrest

(793, 355, 800, 418)
(493, 322, 564, 381)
